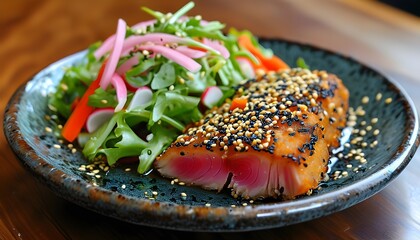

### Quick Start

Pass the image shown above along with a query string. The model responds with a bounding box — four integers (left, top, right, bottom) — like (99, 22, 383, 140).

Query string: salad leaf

(137, 124, 177, 173)
(88, 88, 118, 108)
(83, 110, 181, 173)
(151, 62, 176, 89)
(98, 113, 148, 165)
(151, 92, 167, 123)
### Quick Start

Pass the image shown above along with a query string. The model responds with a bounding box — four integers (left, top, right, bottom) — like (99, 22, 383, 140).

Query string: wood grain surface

(1, 0, 420, 239)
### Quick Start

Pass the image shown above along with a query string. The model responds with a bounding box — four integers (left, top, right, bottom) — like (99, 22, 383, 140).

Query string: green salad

(49, 1, 289, 174)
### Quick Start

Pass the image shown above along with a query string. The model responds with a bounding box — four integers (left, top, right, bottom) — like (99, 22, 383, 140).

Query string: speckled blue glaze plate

(4, 39, 419, 231)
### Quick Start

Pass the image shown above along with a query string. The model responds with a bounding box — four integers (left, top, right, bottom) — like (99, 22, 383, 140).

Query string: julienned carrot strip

(249, 60, 267, 72)
(260, 55, 289, 71)
(61, 61, 107, 142)
(238, 35, 289, 71)
(230, 98, 248, 111)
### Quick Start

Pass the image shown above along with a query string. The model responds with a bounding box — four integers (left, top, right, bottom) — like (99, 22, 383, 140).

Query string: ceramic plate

(4, 39, 419, 231)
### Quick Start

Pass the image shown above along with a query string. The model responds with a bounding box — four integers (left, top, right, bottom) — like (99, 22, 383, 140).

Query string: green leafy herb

(296, 57, 310, 69)
(151, 62, 176, 89)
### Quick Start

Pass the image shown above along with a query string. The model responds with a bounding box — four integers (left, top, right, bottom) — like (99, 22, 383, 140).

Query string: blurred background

(380, 0, 420, 16)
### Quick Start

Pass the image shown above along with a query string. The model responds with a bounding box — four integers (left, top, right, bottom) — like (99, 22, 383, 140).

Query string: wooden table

(1, 0, 420, 239)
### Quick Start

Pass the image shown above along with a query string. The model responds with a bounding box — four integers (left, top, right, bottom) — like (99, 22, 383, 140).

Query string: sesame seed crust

(171, 68, 342, 159)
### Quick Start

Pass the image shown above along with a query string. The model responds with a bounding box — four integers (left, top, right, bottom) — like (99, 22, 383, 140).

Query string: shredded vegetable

(49, 1, 289, 174)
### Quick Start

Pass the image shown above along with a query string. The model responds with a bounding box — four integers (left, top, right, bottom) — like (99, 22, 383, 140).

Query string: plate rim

(4, 38, 420, 232)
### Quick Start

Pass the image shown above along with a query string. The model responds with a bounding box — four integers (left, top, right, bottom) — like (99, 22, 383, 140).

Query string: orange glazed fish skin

(155, 68, 349, 200)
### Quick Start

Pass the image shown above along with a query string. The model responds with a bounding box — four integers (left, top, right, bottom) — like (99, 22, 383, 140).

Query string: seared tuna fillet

(155, 68, 349, 200)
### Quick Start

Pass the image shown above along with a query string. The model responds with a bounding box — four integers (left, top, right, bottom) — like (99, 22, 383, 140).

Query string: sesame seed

(373, 129, 380, 136)
(349, 115, 357, 121)
(347, 121, 356, 127)
(385, 98, 392, 104)
(180, 192, 187, 200)
(371, 118, 378, 124)
(53, 144, 61, 149)
(376, 93, 382, 101)
(186, 72, 194, 80)
(48, 104, 57, 112)
(361, 96, 369, 104)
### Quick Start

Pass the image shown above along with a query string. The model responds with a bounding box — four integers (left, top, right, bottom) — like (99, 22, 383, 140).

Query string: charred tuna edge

(155, 68, 349, 200)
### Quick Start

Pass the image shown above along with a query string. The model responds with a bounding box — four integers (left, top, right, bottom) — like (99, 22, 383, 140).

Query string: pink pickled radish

(137, 45, 201, 72)
(99, 19, 127, 90)
(127, 87, 153, 111)
(110, 73, 127, 112)
(203, 38, 229, 59)
(116, 55, 140, 75)
(131, 19, 157, 31)
(86, 108, 114, 133)
(201, 86, 223, 108)
(94, 20, 156, 59)
(122, 33, 186, 53)
(176, 46, 207, 59)
(94, 35, 116, 60)
(121, 33, 219, 56)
